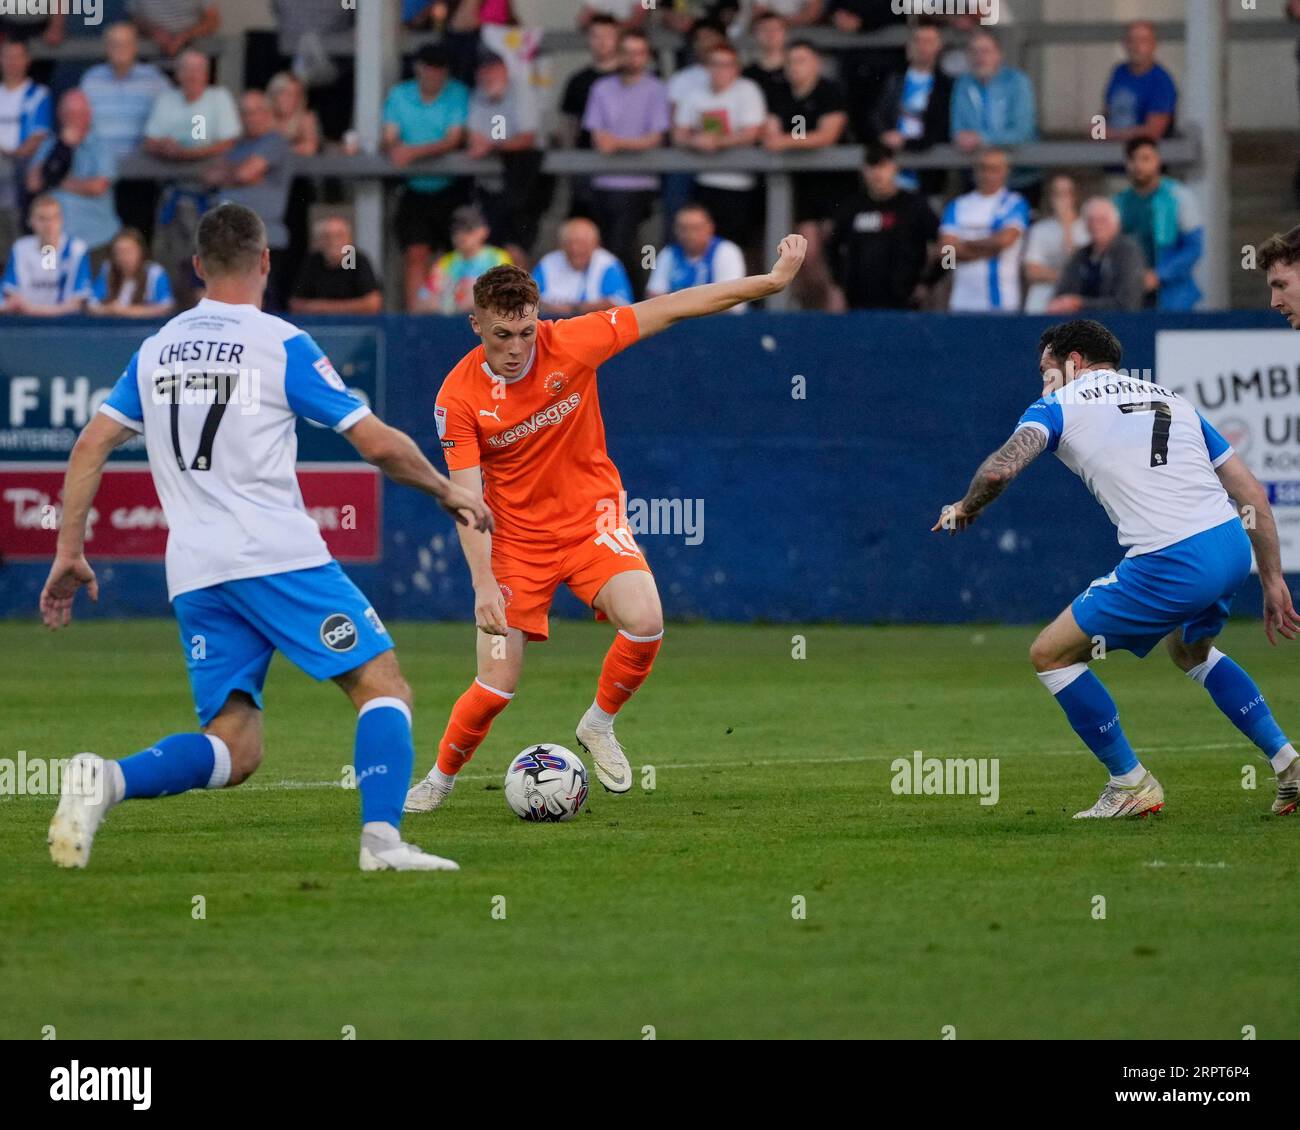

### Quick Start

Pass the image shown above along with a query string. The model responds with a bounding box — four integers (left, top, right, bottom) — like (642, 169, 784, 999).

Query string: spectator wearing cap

(127, 0, 220, 57)
(584, 29, 670, 293)
(290, 213, 383, 315)
(1047, 196, 1146, 314)
(1102, 20, 1177, 142)
(79, 23, 170, 241)
(383, 42, 471, 312)
(646, 203, 748, 314)
(415, 204, 512, 314)
(533, 217, 634, 317)
(204, 90, 294, 309)
(467, 50, 542, 262)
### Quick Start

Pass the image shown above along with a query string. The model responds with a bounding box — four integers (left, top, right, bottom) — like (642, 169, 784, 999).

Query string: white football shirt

(940, 187, 1029, 313)
(99, 298, 371, 598)
(1016, 369, 1239, 556)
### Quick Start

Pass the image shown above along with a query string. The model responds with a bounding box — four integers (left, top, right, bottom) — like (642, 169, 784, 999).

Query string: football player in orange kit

(405, 233, 806, 807)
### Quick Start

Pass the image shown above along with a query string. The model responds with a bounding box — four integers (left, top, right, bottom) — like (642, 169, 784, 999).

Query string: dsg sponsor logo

(320, 613, 358, 652)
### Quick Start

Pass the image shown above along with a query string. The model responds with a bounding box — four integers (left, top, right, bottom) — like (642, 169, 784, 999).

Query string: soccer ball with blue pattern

(504, 744, 589, 822)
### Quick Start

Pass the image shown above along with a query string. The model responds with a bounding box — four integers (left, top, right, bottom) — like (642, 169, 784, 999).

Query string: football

(504, 744, 589, 822)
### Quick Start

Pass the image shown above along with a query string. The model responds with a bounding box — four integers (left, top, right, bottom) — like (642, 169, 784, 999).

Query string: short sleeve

(1199, 412, 1234, 468)
(100, 352, 144, 432)
(214, 90, 242, 141)
(382, 87, 402, 127)
(993, 193, 1030, 232)
(646, 246, 671, 295)
(549, 307, 640, 369)
(92, 261, 109, 304)
(600, 260, 633, 305)
(282, 332, 371, 431)
(712, 241, 747, 283)
(148, 264, 174, 305)
(939, 198, 959, 233)
(1015, 396, 1064, 452)
(1172, 182, 1201, 234)
(71, 252, 93, 300)
(30, 86, 53, 136)
(435, 391, 481, 470)
(1151, 69, 1178, 115)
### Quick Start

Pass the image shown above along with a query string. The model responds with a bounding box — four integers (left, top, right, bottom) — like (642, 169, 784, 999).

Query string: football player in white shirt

(933, 320, 1300, 819)
(41, 204, 493, 872)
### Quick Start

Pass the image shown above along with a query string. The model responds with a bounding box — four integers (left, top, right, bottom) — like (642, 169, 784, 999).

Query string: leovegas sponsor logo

(486, 393, 581, 449)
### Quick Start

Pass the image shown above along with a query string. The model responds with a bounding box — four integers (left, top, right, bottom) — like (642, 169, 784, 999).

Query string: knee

(622, 611, 664, 641)
(1166, 635, 1212, 673)
(1029, 634, 1066, 674)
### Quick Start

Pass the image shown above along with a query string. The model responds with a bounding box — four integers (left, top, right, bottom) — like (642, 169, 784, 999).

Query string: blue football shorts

(172, 561, 393, 724)
(1071, 518, 1252, 659)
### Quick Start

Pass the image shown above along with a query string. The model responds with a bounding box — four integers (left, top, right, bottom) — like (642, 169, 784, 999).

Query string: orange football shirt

(435, 308, 641, 546)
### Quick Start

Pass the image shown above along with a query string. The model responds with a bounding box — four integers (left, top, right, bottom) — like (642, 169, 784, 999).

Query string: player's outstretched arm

(39, 414, 136, 630)
(345, 415, 493, 534)
(630, 234, 807, 339)
(931, 426, 1048, 534)
(1216, 454, 1300, 644)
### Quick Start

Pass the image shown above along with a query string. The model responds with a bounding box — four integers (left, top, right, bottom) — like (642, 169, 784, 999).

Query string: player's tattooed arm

(932, 426, 1047, 533)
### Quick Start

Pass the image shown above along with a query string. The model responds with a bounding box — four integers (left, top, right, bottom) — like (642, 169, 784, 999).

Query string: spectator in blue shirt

(27, 89, 121, 255)
(2, 193, 93, 316)
(80, 22, 169, 240)
(951, 31, 1037, 153)
(90, 227, 175, 318)
(0, 38, 53, 255)
(1102, 20, 1177, 142)
(1114, 136, 1203, 311)
(382, 42, 470, 311)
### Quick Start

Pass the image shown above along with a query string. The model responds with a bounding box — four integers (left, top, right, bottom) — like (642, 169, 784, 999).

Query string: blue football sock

(355, 697, 415, 828)
(1038, 664, 1140, 776)
(119, 733, 230, 799)
(1189, 649, 1289, 759)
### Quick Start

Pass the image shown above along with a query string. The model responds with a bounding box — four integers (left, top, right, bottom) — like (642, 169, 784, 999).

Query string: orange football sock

(437, 679, 513, 775)
(595, 630, 663, 715)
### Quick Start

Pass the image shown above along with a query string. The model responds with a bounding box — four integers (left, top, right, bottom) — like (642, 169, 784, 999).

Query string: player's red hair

(474, 266, 539, 319)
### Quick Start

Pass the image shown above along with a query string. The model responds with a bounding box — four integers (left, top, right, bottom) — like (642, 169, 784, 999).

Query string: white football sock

(1270, 743, 1299, 772)
(431, 766, 456, 789)
(362, 820, 400, 843)
(584, 701, 617, 732)
(1110, 765, 1147, 787)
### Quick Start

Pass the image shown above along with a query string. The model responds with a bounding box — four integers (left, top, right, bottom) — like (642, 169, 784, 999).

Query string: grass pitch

(2, 618, 1297, 1040)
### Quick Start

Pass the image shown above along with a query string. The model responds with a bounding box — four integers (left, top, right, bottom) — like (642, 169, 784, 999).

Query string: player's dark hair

(788, 38, 819, 56)
(1258, 225, 1300, 272)
(587, 12, 618, 29)
(1124, 136, 1158, 158)
(1039, 320, 1123, 369)
(474, 265, 539, 319)
(619, 29, 650, 49)
(196, 202, 267, 276)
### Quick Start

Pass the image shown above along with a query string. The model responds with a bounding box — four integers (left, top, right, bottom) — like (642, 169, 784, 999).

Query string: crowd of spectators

(0, 6, 1204, 320)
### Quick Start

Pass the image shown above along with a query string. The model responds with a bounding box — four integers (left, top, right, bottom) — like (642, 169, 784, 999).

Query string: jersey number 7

(168, 375, 235, 472)
(1118, 400, 1172, 468)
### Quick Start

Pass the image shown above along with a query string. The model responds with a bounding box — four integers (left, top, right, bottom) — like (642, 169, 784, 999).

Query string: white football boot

(403, 771, 455, 814)
(575, 708, 632, 794)
(359, 824, 459, 872)
(1272, 757, 1300, 816)
(48, 753, 119, 869)
(1073, 772, 1165, 820)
